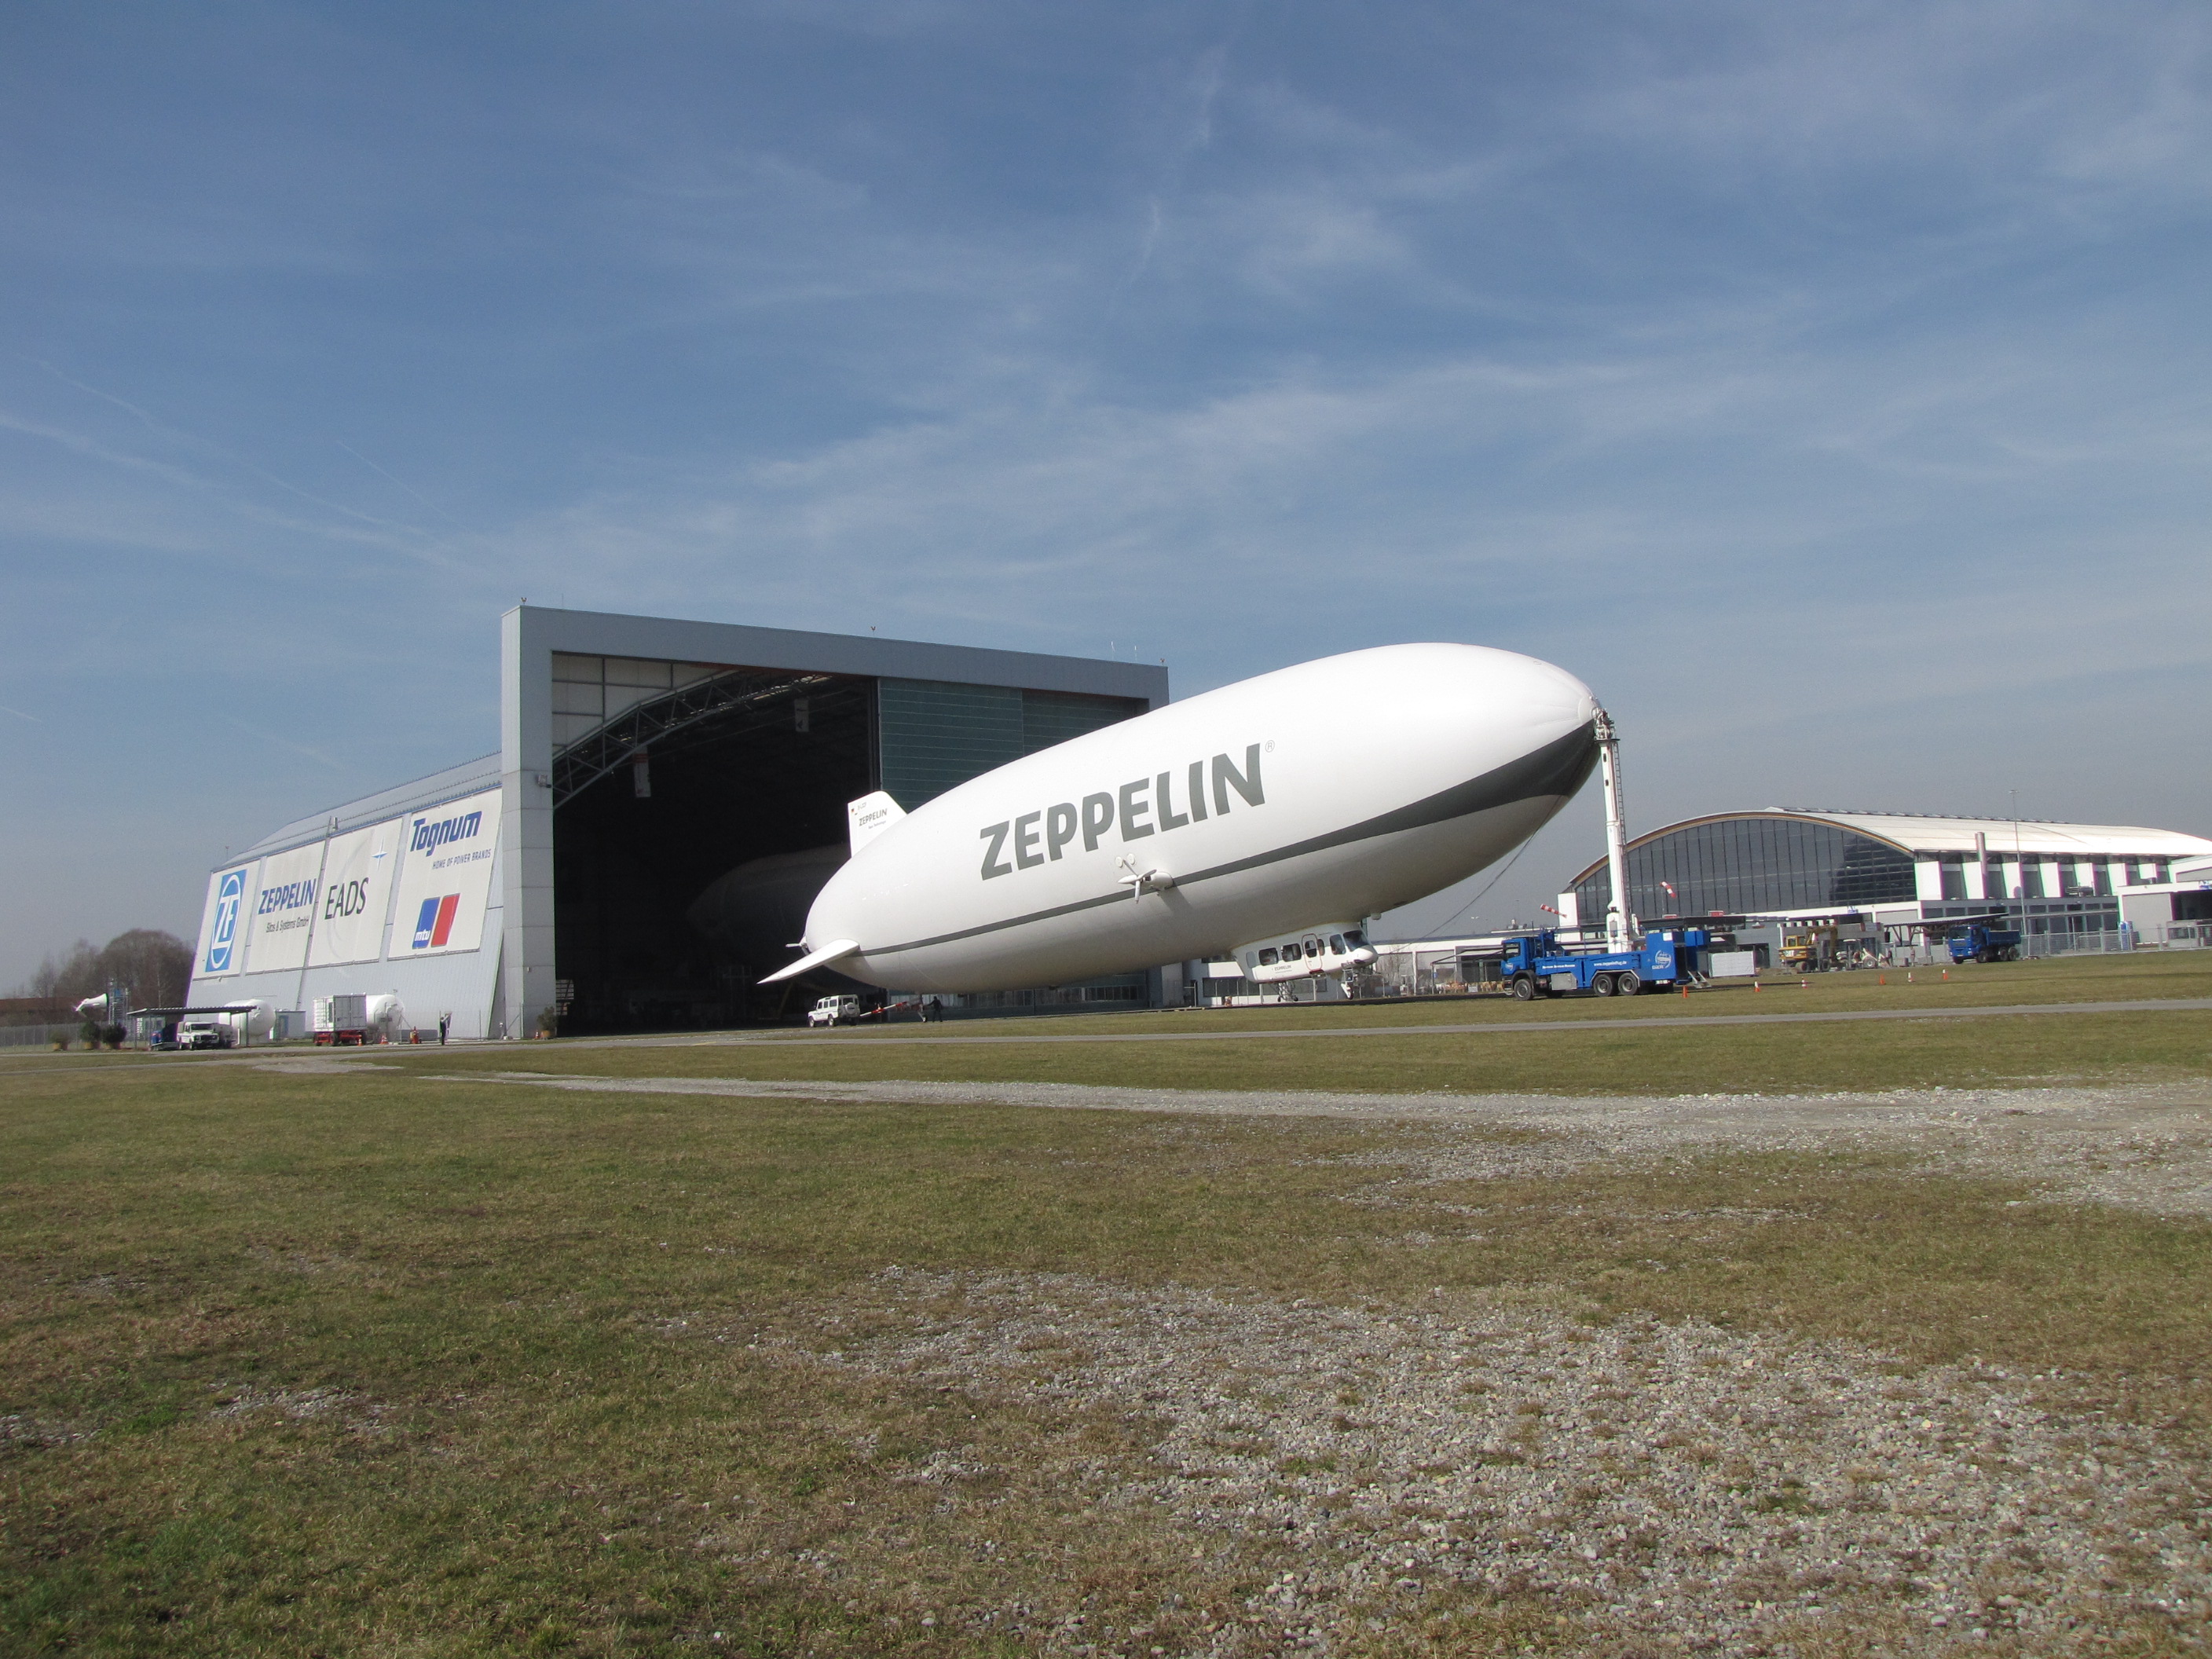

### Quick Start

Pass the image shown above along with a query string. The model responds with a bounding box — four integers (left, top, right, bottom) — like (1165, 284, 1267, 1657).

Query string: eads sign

(388, 787, 504, 958)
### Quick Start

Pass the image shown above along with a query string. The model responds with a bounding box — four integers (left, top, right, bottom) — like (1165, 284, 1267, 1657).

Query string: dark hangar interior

(548, 651, 1145, 1031)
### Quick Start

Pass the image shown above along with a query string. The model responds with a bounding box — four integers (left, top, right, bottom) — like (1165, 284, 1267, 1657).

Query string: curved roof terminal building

(1564, 809, 2212, 943)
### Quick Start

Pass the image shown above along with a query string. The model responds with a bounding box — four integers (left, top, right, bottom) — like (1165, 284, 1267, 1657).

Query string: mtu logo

(204, 869, 245, 972)
(412, 894, 461, 950)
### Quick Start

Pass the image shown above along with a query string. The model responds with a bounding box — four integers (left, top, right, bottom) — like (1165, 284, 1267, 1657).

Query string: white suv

(178, 1018, 235, 1049)
(807, 994, 861, 1027)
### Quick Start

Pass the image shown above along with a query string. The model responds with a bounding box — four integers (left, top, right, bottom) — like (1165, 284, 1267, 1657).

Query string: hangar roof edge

(509, 606, 1169, 704)
(226, 752, 501, 869)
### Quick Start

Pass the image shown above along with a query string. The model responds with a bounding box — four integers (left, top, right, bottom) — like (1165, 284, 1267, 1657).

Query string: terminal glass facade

(1572, 815, 1917, 921)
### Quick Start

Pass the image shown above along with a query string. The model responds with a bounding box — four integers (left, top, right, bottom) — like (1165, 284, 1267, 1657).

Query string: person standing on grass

(438, 1012, 450, 1046)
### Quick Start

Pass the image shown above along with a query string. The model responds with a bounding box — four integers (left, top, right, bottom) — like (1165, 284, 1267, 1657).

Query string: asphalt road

(9, 994, 2208, 1071)
(560, 994, 2212, 1049)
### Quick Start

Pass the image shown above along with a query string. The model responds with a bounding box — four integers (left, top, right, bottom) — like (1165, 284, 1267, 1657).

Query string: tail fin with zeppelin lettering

(846, 792, 906, 858)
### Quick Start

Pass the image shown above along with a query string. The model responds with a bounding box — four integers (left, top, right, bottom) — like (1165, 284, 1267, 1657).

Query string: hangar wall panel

(244, 843, 325, 976)
(877, 681, 1153, 811)
(389, 787, 504, 958)
(195, 866, 251, 977)
(309, 819, 405, 967)
(877, 679, 1026, 809)
(1020, 689, 1148, 753)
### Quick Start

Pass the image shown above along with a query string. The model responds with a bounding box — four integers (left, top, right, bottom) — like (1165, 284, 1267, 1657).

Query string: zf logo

(412, 894, 461, 950)
(205, 869, 245, 972)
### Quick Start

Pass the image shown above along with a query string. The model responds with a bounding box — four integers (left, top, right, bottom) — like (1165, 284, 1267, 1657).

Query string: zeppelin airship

(763, 643, 1602, 994)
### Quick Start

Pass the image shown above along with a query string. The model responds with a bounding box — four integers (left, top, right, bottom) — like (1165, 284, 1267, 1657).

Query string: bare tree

(24, 940, 101, 1005)
(99, 930, 195, 1008)
(13, 930, 195, 1009)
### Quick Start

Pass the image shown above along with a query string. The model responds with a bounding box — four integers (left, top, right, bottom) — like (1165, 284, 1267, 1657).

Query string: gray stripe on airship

(859, 722, 1599, 959)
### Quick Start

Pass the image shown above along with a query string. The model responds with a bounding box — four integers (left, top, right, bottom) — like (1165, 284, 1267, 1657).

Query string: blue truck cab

(1946, 924, 2022, 964)
(1497, 927, 1709, 999)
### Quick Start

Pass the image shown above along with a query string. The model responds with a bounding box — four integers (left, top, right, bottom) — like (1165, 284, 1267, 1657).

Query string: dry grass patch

(5, 1030, 2212, 1654)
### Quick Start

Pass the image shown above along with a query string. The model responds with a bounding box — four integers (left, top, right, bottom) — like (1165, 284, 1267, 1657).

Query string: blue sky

(3, 1, 2208, 980)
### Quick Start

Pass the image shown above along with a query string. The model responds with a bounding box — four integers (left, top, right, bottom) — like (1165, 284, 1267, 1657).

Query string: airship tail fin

(847, 791, 906, 857)
(760, 939, 862, 985)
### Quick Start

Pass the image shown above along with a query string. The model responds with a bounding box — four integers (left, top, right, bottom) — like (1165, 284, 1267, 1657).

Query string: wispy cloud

(222, 717, 342, 771)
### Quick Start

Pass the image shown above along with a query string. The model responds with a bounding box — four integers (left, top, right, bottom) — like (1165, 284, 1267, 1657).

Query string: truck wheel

(1615, 970, 1642, 997)
(1511, 975, 1536, 1002)
(1591, 973, 1615, 996)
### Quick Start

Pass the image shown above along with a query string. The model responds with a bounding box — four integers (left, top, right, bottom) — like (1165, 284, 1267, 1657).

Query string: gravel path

(781, 1268, 2210, 1655)
(419, 1069, 2212, 1217)
(262, 1055, 2212, 1649)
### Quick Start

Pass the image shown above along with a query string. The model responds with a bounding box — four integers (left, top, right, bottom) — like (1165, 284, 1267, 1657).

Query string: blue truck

(1946, 923, 2023, 964)
(1497, 928, 1712, 999)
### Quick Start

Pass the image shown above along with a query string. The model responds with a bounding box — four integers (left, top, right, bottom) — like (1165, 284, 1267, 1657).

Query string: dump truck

(1946, 923, 2023, 964)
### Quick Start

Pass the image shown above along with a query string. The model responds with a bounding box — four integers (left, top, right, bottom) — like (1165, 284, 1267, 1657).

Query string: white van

(807, 994, 861, 1027)
(178, 1017, 236, 1049)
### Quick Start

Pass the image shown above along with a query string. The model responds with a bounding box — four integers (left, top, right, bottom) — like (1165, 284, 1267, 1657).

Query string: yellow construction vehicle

(1780, 922, 1839, 975)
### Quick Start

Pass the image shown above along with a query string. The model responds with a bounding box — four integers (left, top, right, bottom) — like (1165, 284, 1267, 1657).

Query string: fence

(2018, 929, 2135, 958)
(0, 1022, 77, 1048)
(2137, 923, 2206, 950)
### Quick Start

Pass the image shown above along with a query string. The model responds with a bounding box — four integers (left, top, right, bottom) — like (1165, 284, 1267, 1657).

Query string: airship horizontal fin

(847, 791, 906, 858)
(760, 939, 862, 985)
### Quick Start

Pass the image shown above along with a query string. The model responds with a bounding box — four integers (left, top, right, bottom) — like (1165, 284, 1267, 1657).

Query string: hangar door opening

(551, 652, 1144, 1031)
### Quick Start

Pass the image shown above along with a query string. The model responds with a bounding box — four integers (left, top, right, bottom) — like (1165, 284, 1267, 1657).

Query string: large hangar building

(186, 607, 1166, 1037)
(1561, 809, 2212, 945)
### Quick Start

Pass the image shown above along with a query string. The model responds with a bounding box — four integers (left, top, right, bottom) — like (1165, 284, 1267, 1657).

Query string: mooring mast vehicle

(1492, 713, 1712, 998)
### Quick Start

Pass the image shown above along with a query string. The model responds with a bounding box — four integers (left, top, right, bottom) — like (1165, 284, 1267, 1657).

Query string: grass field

(394, 950, 2212, 1098)
(5, 952, 2211, 1655)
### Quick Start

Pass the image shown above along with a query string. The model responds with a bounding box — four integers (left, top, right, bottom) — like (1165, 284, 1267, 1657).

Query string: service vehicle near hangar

(1495, 925, 1712, 998)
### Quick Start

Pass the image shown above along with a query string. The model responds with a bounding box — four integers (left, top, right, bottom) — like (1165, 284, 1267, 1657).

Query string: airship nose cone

(1511, 654, 1599, 731)
(1457, 648, 1602, 800)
